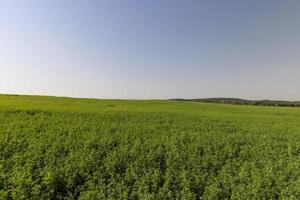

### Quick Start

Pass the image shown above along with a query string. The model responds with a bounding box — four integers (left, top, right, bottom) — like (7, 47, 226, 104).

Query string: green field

(0, 94, 299, 199)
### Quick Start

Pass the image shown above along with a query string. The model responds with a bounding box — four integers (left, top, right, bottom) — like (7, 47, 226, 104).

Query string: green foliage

(177, 98, 300, 107)
(0, 94, 300, 199)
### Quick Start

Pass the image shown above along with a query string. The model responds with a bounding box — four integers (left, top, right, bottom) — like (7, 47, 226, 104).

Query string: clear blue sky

(1, 0, 299, 100)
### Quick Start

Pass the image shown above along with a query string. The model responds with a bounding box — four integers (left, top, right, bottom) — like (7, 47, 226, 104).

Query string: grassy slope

(0, 94, 300, 199)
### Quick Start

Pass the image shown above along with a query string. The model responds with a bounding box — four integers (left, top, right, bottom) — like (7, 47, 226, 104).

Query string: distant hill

(173, 98, 300, 107)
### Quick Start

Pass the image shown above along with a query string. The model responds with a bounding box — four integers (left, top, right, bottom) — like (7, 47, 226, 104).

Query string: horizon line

(1, 93, 299, 102)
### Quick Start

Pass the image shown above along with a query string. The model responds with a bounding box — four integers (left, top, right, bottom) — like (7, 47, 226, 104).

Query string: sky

(0, 0, 300, 100)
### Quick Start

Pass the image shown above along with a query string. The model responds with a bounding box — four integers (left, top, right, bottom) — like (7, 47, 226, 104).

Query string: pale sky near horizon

(1, 0, 300, 100)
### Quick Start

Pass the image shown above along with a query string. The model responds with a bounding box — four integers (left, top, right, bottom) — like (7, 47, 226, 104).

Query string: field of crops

(0, 94, 299, 199)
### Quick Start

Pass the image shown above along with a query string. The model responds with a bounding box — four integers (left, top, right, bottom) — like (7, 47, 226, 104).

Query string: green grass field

(0, 94, 299, 199)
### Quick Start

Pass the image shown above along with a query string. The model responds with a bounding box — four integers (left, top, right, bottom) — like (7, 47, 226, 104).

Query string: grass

(0, 94, 300, 199)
